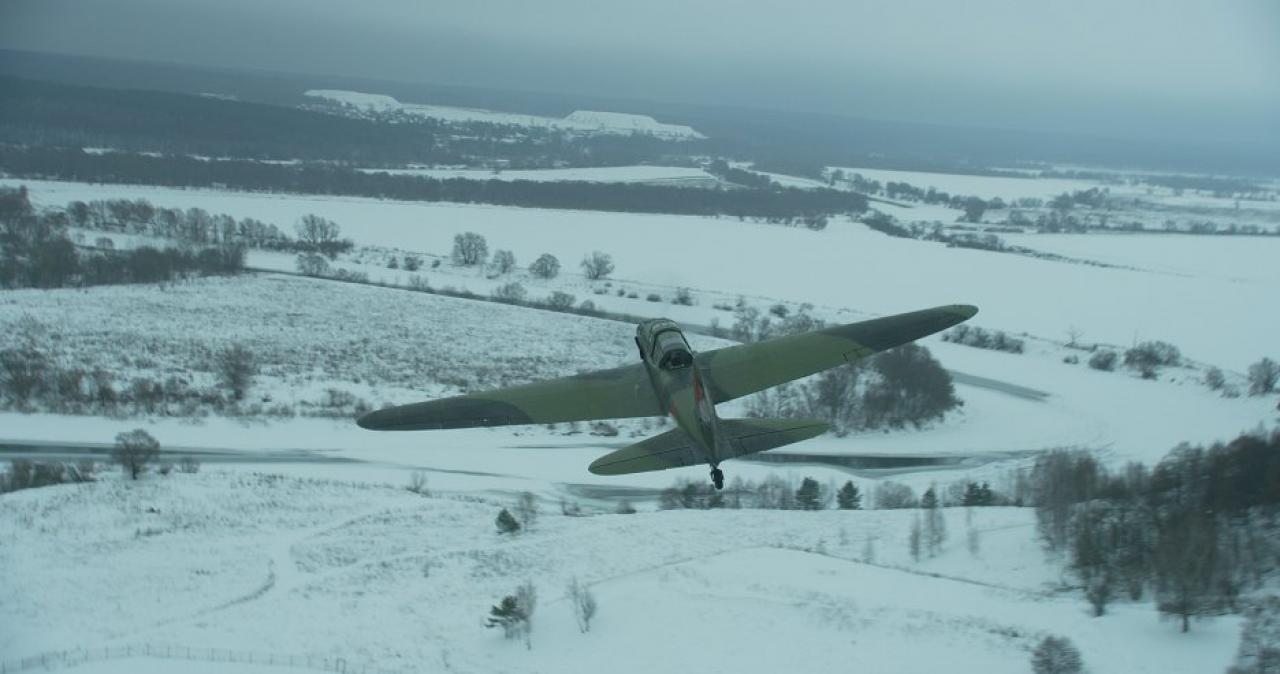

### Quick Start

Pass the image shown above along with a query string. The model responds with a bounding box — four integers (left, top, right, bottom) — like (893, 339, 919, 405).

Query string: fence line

(0, 643, 400, 674)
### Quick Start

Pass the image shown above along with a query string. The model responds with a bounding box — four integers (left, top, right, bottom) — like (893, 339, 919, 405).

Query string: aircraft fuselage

(635, 320, 723, 469)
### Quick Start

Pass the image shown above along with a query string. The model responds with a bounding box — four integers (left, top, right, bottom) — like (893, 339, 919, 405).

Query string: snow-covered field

(304, 89, 706, 140)
(356, 164, 718, 185)
(8, 178, 1278, 372)
(0, 474, 1243, 674)
(833, 166, 1099, 201)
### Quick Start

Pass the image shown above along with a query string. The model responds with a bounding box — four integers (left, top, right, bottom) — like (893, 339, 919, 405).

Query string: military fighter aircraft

(357, 304, 977, 489)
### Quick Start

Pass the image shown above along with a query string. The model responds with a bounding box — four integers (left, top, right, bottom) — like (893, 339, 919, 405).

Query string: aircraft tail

(718, 417, 829, 459)
(587, 416, 829, 476)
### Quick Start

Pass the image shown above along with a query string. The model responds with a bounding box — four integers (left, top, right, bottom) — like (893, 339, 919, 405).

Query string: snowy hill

(0, 474, 1243, 674)
(304, 89, 706, 140)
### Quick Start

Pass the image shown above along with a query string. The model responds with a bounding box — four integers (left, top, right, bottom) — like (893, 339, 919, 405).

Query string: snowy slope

(0, 475, 1243, 674)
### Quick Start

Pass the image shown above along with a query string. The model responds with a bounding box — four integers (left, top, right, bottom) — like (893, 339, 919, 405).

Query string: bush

(495, 508, 521, 534)
(1088, 350, 1117, 371)
(528, 253, 560, 279)
(217, 343, 257, 401)
(874, 481, 917, 509)
(580, 251, 614, 280)
(178, 456, 201, 474)
(492, 282, 527, 303)
(1205, 366, 1226, 390)
(546, 291, 576, 310)
(942, 325, 1024, 354)
(295, 253, 330, 277)
(1125, 341, 1181, 378)
(451, 232, 489, 266)
(1247, 358, 1279, 396)
(672, 287, 694, 306)
(402, 255, 422, 271)
(645, 293, 662, 302)
(567, 577, 599, 633)
(1031, 636, 1083, 674)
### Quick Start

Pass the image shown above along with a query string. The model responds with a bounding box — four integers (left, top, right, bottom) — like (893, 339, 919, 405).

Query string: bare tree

(566, 577, 599, 633)
(294, 215, 342, 259)
(515, 491, 538, 528)
(295, 253, 329, 277)
(112, 428, 159, 480)
(217, 343, 257, 401)
(516, 580, 537, 649)
(580, 251, 614, 280)
(909, 515, 923, 562)
(490, 249, 517, 274)
(451, 232, 489, 266)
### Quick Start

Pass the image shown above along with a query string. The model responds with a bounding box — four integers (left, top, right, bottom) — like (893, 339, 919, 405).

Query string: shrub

(402, 255, 422, 271)
(528, 253, 560, 279)
(645, 293, 662, 302)
(546, 291, 576, 310)
(1247, 357, 1279, 396)
(874, 481, 917, 509)
(1088, 350, 1117, 371)
(567, 577, 599, 633)
(1204, 367, 1226, 391)
(217, 343, 257, 401)
(495, 508, 521, 534)
(1125, 341, 1181, 378)
(672, 287, 694, 306)
(1031, 636, 1083, 674)
(178, 456, 201, 474)
(492, 282, 527, 303)
(295, 253, 329, 277)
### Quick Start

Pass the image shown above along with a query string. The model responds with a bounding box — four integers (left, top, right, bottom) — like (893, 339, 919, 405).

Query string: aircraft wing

(356, 363, 663, 430)
(696, 304, 977, 404)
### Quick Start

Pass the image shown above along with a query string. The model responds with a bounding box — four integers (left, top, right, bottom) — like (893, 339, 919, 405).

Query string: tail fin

(718, 417, 829, 458)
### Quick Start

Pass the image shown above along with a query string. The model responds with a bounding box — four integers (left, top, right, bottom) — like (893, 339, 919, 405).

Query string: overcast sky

(3, 0, 1277, 146)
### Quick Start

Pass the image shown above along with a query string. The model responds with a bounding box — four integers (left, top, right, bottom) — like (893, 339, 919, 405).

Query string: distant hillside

(4, 49, 1274, 176)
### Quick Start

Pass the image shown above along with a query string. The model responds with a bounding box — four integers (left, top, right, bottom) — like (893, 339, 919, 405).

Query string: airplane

(357, 304, 977, 489)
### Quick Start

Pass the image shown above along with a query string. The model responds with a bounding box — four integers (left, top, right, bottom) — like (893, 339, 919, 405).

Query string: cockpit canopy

(636, 319, 693, 370)
(655, 330, 693, 369)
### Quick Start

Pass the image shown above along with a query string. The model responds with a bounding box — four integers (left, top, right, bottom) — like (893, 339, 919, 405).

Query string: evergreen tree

(836, 481, 862, 509)
(1031, 636, 1083, 674)
(796, 477, 822, 510)
(495, 508, 521, 534)
(485, 595, 527, 640)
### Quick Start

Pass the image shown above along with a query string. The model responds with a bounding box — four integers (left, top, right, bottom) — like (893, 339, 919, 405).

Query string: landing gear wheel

(711, 467, 724, 491)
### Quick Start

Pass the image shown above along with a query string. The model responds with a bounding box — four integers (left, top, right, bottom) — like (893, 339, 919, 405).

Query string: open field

(8, 178, 1279, 371)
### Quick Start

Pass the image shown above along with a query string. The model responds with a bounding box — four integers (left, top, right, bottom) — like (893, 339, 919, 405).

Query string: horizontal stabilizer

(587, 417, 828, 476)
(718, 417, 829, 458)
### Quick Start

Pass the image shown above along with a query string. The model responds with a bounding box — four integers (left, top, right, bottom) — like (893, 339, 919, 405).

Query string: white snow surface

(0, 474, 1243, 674)
(832, 166, 1099, 201)
(304, 89, 705, 139)
(357, 164, 716, 184)
(10, 178, 1279, 371)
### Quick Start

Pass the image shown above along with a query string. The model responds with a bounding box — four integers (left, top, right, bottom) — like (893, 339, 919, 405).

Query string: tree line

(1030, 431, 1280, 631)
(0, 145, 868, 220)
(0, 186, 245, 290)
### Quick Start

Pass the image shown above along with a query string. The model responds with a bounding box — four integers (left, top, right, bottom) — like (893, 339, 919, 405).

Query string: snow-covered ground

(304, 89, 706, 140)
(0, 474, 1244, 674)
(832, 166, 1099, 201)
(356, 164, 717, 185)
(9, 178, 1278, 372)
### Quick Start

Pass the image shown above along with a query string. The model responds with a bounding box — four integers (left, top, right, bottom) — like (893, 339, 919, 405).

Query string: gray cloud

(3, 0, 1277, 146)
